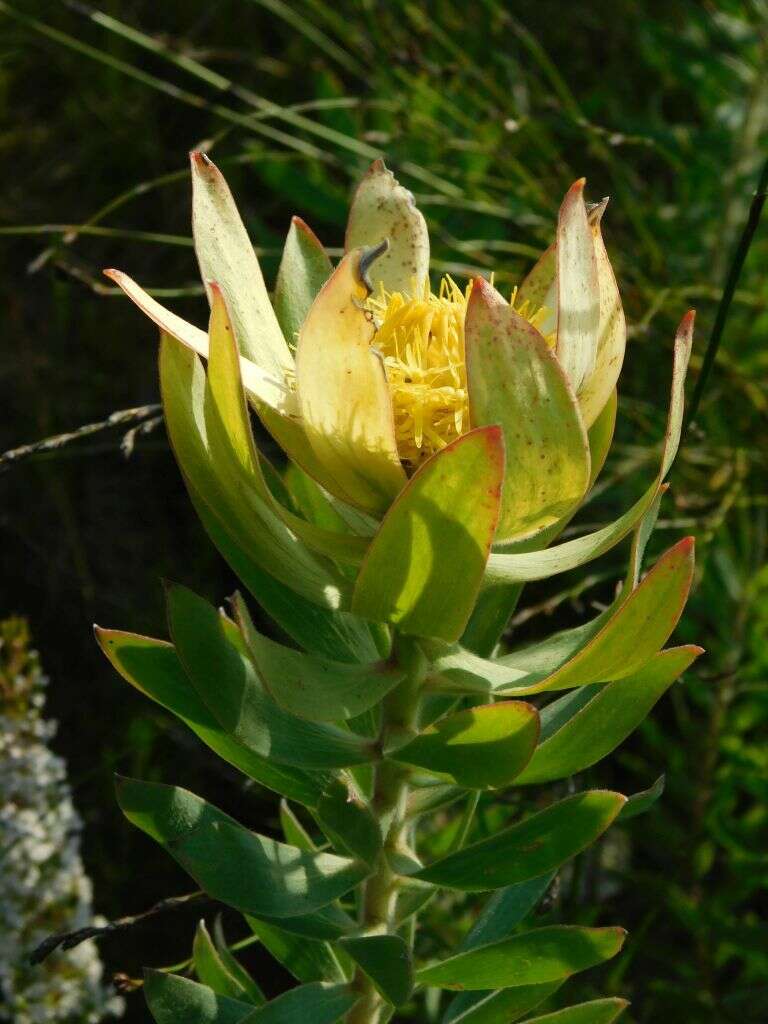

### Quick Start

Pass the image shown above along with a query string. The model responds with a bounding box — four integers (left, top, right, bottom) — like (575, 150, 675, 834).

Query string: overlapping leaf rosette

(98, 156, 702, 1024)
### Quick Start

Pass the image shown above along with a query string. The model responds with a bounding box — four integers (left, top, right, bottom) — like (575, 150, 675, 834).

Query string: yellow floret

(368, 276, 554, 468)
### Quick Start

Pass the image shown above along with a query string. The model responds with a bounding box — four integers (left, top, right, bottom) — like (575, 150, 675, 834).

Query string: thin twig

(0, 405, 162, 471)
(30, 891, 212, 964)
(685, 154, 768, 429)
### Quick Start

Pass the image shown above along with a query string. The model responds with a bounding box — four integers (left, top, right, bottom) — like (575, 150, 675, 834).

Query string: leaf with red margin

(352, 427, 505, 641)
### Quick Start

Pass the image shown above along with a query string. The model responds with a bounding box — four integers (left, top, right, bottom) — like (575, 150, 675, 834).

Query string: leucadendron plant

(97, 155, 701, 1024)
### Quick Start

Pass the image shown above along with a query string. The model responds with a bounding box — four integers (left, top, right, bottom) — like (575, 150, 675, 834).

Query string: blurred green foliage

(1, 1, 766, 1021)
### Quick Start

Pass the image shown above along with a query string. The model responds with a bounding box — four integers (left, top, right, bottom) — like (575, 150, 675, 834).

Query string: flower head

(104, 154, 695, 642)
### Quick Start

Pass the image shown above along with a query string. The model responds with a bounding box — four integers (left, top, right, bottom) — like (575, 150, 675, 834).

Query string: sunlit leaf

(352, 427, 504, 641)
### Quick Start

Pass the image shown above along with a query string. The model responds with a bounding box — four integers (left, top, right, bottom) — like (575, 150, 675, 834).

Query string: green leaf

(213, 918, 266, 1005)
(522, 998, 629, 1024)
(95, 628, 324, 807)
(465, 278, 590, 543)
(160, 333, 344, 608)
(443, 875, 558, 1024)
(493, 537, 695, 695)
(410, 791, 625, 890)
(485, 310, 694, 584)
(274, 216, 332, 343)
(443, 984, 561, 1024)
(246, 917, 347, 984)
(279, 801, 317, 851)
(239, 983, 358, 1023)
(167, 584, 375, 769)
(457, 386, 615, 661)
(461, 874, 555, 950)
(391, 702, 540, 788)
(515, 647, 703, 785)
(233, 593, 403, 722)
(144, 969, 255, 1024)
(247, 905, 356, 942)
(344, 159, 429, 295)
(190, 151, 292, 377)
(194, 920, 259, 1003)
(352, 427, 505, 642)
(618, 775, 665, 821)
(338, 934, 414, 1006)
(117, 778, 370, 918)
(416, 925, 626, 989)
(313, 778, 382, 864)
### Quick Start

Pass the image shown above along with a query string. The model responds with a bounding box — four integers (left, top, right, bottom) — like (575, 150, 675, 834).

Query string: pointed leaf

(345, 159, 429, 295)
(296, 248, 406, 512)
(462, 874, 556, 951)
(274, 216, 333, 342)
(466, 278, 590, 542)
(577, 201, 626, 428)
(410, 791, 625, 890)
(494, 537, 696, 695)
(280, 801, 317, 851)
(586, 387, 617, 488)
(167, 584, 375, 769)
(105, 268, 293, 411)
(516, 646, 703, 784)
(485, 310, 695, 584)
(523, 999, 629, 1024)
(443, 984, 560, 1024)
(239, 983, 358, 1023)
(207, 293, 370, 569)
(96, 628, 324, 806)
(213, 918, 266, 1005)
(249, 906, 355, 942)
(160, 334, 344, 608)
(392, 701, 539, 788)
(246, 917, 347, 984)
(338, 934, 413, 1007)
(144, 970, 254, 1024)
(416, 925, 626, 990)
(117, 778, 370, 918)
(313, 778, 382, 864)
(556, 180, 600, 394)
(233, 593, 403, 722)
(194, 920, 259, 1002)
(353, 427, 504, 641)
(618, 775, 665, 821)
(190, 151, 292, 378)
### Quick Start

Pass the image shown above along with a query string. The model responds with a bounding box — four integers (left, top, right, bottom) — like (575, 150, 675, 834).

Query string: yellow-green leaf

(296, 248, 406, 513)
(391, 701, 539, 788)
(352, 427, 504, 641)
(485, 310, 695, 584)
(466, 277, 590, 542)
(190, 151, 292, 379)
(556, 179, 600, 394)
(274, 215, 332, 343)
(344, 159, 429, 295)
(515, 646, 703, 784)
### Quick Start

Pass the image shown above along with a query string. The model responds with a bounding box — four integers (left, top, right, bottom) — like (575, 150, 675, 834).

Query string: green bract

(100, 156, 701, 1024)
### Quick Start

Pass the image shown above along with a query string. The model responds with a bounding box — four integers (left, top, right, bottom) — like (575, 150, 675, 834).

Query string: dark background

(1, 1, 767, 1021)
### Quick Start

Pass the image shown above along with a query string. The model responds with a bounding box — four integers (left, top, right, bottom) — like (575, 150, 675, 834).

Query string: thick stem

(346, 636, 426, 1024)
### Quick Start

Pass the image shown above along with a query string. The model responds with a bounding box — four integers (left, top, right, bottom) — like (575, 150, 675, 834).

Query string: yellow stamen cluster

(369, 276, 554, 468)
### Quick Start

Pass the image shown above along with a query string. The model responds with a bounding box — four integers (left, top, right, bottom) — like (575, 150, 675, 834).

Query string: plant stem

(347, 636, 426, 1024)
